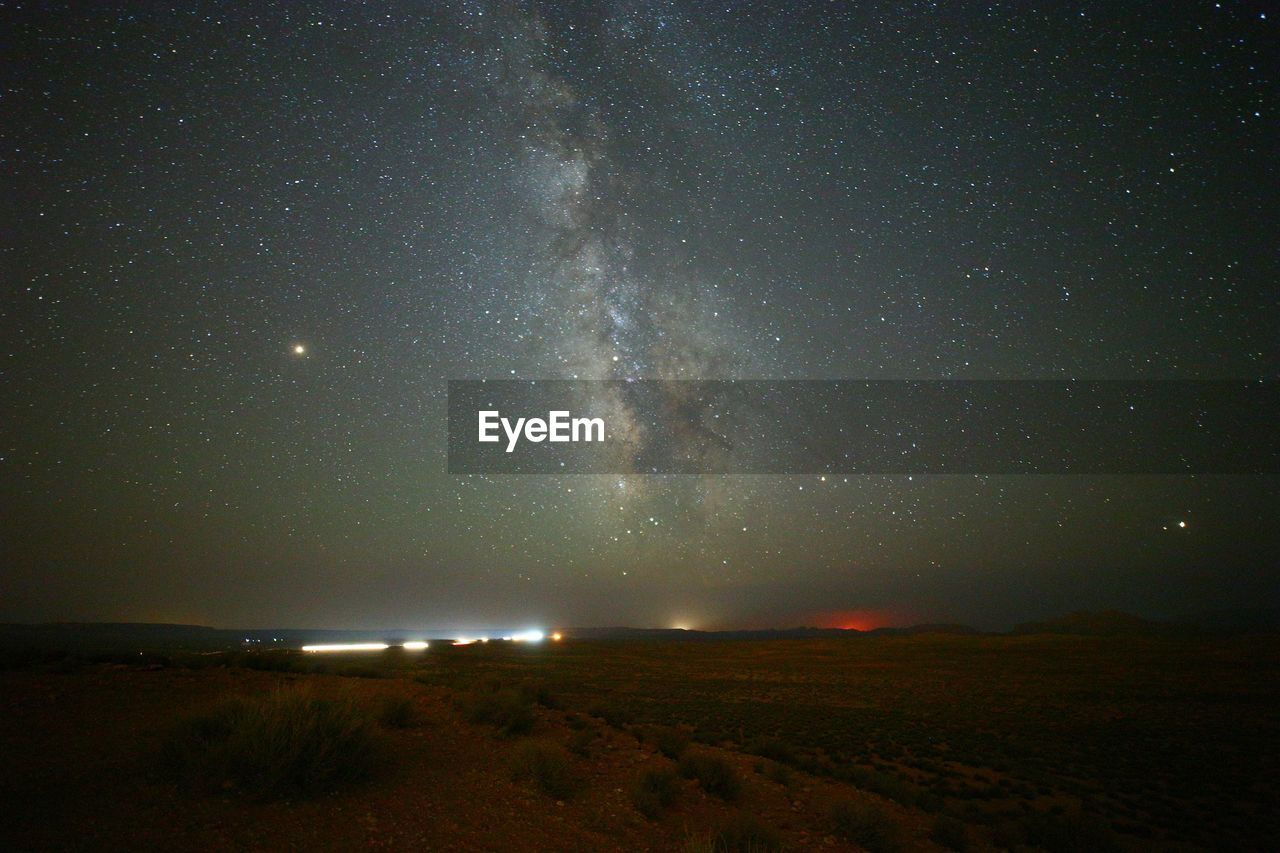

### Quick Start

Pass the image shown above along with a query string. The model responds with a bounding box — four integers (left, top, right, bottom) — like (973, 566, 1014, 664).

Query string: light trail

(301, 643, 389, 652)
(297, 632, 560, 652)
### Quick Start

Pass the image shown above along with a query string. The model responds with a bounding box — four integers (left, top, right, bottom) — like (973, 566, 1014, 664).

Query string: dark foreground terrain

(1, 634, 1276, 851)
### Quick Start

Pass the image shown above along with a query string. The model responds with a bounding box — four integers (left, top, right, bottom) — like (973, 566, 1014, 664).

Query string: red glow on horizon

(816, 609, 897, 632)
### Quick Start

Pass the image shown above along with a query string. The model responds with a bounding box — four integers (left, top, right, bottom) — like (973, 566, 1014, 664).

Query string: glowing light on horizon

(402, 641, 429, 650)
(551, 632, 563, 641)
(814, 609, 896, 632)
(301, 643, 389, 652)
(512, 630, 544, 643)
(452, 637, 477, 646)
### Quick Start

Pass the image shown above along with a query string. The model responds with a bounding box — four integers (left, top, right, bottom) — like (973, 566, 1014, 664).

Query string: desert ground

(1, 634, 1276, 851)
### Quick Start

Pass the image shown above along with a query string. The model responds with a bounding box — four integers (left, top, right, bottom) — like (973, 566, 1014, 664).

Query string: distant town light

(402, 641, 428, 650)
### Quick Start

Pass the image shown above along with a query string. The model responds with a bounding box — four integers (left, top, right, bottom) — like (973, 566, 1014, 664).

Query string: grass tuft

(461, 685, 535, 736)
(588, 700, 633, 729)
(566, 727, 596, 757)
(160, 687, 382, 799)
(1021, 811, 1121, 853)
(631, 766, 681, 818)
(678, 751, 742, 801)
(645, 724, 692, 759)
(759, 759, 793, 786)
(931, 814, 969, 851)
(830, 799, 902, 853)
(743, 735, 797, 765)
(377, 694, 420, 729)
(683, 812, 782, 852)
(511, 741, 578, 800)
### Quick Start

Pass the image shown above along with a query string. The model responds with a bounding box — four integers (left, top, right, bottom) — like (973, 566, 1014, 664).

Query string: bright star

(292, 344, 306, 356)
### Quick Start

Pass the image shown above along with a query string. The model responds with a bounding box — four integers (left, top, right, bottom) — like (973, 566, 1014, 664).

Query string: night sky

(3, 1, 1276, 631)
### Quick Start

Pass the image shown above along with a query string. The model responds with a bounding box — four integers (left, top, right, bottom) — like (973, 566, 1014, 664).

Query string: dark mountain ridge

(2, 609, 1270, 656)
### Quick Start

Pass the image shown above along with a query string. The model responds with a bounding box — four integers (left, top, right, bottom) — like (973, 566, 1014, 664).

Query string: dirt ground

(0, 664, 934, 852)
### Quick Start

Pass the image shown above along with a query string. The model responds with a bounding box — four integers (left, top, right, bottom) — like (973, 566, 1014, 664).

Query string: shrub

(588, 701, 633, 729)
(377, 694, 420, 729)
(567, 727, 596, 757)
(1022, 812, 1121, 853)
(830, 799, 901, 853)
(682, 835, 717, 853)
(462, 686, 535, 736)
(692, 726, 725, 745)
(842, 765, 925, 807)
(679, 751, 742, 801)
(931, 815, 969, 851)
(744, 736, 797, 765)
(632, 766, 681, 818)
(643, 724, 691, 759)
(917, 790, 944, 813)
(867, 770, 923, 807)
(520, 681, 561, 709)
(761, 760, 792, 787)
(684, 812, 782, 852)
(992, 818, 1028, 850)
(512, 742, 578, 800)
(160, 688, 381, 799)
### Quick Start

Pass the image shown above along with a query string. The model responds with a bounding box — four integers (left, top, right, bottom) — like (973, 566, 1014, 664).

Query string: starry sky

(2, 1, 1276, 631)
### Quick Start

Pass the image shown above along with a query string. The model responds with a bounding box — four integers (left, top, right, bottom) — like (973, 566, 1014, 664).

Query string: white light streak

(301, 643, 389, 653)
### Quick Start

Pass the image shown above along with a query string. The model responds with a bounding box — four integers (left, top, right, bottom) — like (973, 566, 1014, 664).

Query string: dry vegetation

(1, 634, 1276, 850)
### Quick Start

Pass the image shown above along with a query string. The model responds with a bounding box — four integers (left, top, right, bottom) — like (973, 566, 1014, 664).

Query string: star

(2, 0, 1271, 639)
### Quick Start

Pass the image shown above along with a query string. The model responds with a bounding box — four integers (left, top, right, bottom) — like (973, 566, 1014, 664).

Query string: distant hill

(0, 623, 416, 654)
(567, 626, 857, 641)
(868, 623, 981, 637)
(10, 610, 1274, 655)
(1010, 610, 1184, 637)
(0, 622, 227, 652)
(570, 624, 982, 640)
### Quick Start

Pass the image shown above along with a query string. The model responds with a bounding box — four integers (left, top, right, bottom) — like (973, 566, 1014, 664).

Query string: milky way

(2, 1, 1276, 631)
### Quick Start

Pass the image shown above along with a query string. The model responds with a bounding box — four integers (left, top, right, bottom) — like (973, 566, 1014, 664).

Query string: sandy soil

(0, 664, 936, 851)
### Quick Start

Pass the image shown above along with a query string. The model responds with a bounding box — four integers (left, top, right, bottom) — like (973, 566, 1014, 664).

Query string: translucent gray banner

(447, 380, 1278, 474)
